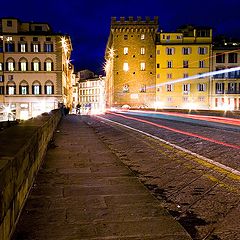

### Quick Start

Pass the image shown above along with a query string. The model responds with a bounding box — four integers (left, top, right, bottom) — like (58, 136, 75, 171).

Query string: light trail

(96, 115, 240, 177)
(124, 110, 240, 127)
(108, 112, 240, 150)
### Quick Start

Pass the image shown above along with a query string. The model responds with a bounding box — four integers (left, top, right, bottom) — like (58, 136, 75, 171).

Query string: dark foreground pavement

(12, 115, 191, 240)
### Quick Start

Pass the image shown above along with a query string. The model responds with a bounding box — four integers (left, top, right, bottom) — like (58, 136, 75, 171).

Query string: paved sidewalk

(12, 115, 191, 240)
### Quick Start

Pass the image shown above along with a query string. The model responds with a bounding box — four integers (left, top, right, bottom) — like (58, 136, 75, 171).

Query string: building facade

(78, 76, 105, 114)
(0, 17, 72, 120)
(211, 39, 240, 110)
(105, 16, 159, 108)
(156, 26, 212, 109)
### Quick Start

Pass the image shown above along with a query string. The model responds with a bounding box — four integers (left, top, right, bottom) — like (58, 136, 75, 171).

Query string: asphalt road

(84, 111, 240, 240)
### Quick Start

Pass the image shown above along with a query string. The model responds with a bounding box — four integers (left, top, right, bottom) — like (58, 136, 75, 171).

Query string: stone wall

(0, 110, 62, 240)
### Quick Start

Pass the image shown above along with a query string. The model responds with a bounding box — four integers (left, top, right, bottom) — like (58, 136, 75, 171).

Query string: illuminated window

(20, 61, 27, 71)
(45, 61, 53, 71)
(167, 61, 173, 68)
(7, 85, 15, 95)
(198, 47, 207, 55)
(216, 82, 224, 94)
(0, 75, 3, 82)
(140, 47, 145, 55)
(0, 62, 3, 71)
(199, 60, 205, 68)
(167, 73, 172, 79)
(140, 62, 145, 71)
(21, 86, 27, 95)
(183, 83, 190, 94)
(124, 47, 128, 55)
(166, 48, 174, 55)
(166, 84, 173, 92)
(182, 47, 191, 55)
(46, 85, 53, 94)
(198, 83, 206, 92)
(33, 62, 40, 71)
(7, 61, 14, 71)
(33, 85, 40, 94)
(123, 62, 129, 72)
(20, 43, 26, 52)
(33, 44, 39, 52)
(140, 34, 145, 40)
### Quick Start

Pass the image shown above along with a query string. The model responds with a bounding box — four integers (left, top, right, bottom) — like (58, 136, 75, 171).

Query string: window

(140, 47, 145, 55)
(167, 73, 172, 79)
(20, 86, 27, 95)
(19, 43, 27, 52)
(19, 81, 29, 95)
(177, 35, 182, 39)
(0, 63, 3, 71)
(183, 73, 188, 78)
(167, 61, 173, 68)
(157, 50, 160, 55)
(182, 47, 191, 55)
(46, 37, 51, 41)
(45, 61, 53, 71)
(123, 84, 129, 92)
(157, 74, 160, 78)
(183, 60, 189, 68)
(166, 84, 173, 92)
(123, 62, 129, 72)
(166, 48, 174, 55)
(7, 20, 12, 27)
(7, 61, 14, 71)
(216, 82, 225, 94)
(124, 47, 128, 55)
(44, 43, 53, 52)
(167, 97, 173, 102)
(157, 63, 160, 68)
(199, 60, 205, 68)
(183, 83, 190, 94)
(124, 35, 128, 40)
(33, 61, 40, 71)
(33, 37, 38, 41)
(183, 96, 189, 102)
(8, 75, 13, 81)
(20, 61, 27, 71)
(228, 82, 237, 93)
(33, 43, 40, 52)
(0, 75, 3, 82)
(199, 96, 205, 102)
(198, 47, 207, 55)
(140, 62, 145, 71)
(216, 53, 225, 63)
(33, 85, 41, 95)
(0, 86, 4, 95)
(140, 84, 146, 93)
(228, 53, 237, 63)
(5, 42, 15, 52)
(7, 85, 15, 95)
(198, 83, 206, 92)
(140, 34, 145, 40)
(45, 81, 54, 94)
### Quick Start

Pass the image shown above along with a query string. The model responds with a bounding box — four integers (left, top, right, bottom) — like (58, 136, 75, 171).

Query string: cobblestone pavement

(12, 115, 191, 240)
(86, 113, 240, 240)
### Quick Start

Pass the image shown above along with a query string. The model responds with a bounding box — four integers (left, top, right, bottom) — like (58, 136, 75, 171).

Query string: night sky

(1, 0, 240, 74)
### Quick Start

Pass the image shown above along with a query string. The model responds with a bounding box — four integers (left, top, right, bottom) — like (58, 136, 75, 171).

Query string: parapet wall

(0, 110, 62, 240)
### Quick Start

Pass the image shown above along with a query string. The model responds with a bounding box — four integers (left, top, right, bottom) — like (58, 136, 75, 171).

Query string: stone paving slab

(12, 115, 191, 240)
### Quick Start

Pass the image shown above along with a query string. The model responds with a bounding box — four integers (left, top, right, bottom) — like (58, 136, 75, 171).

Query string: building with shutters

(211, 38, 240, 110)
(155, 25, 212, 110)
(0, 17, 72, 120)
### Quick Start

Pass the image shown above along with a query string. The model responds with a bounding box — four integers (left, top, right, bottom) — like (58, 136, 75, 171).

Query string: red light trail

(109, 112, 240, 150)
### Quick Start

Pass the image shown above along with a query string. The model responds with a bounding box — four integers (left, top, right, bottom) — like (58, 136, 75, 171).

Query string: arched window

(44, 80, 54, 94)
(19, 80, 29, 95)
(44, 58, 53, 71)
(6, 81, 16, 95)
(32, 80, 41, 95)
(6, 58, 15, 71)
(19, 57, 28, 71)
(31, 58, 41, 71)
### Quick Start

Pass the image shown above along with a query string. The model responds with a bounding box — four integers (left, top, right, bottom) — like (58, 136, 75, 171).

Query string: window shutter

(52, 85, 54, 94)
(6, 86, 8, 95)
(31, 43, 33, 52)
(44, 85, 47, 94)
(32, 85, 34, 94)
(51, 62, 54, 71)
(44, 62, 46, 71)
(19, 86, 21, 94)
(51, 44, 53, 52)
(38, 44, 41, 52)
(39, 62, 41, 71)
(31, 62, 34, 71)
(26, 62, 28, 71)
(39, 85, 42, 94)
(18, 43, 21, 52)
(18, 62, 21, 71)
(13, 62, 15, 70)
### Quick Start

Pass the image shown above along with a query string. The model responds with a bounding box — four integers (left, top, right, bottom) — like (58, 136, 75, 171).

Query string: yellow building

(105, 16, 159, 108)
(0, 17, 72, 120)
(211, 39, 240, 110)
(155, 26, 212, 110)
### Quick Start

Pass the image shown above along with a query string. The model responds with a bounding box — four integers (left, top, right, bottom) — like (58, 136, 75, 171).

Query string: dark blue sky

(1, 0, 240, 74)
